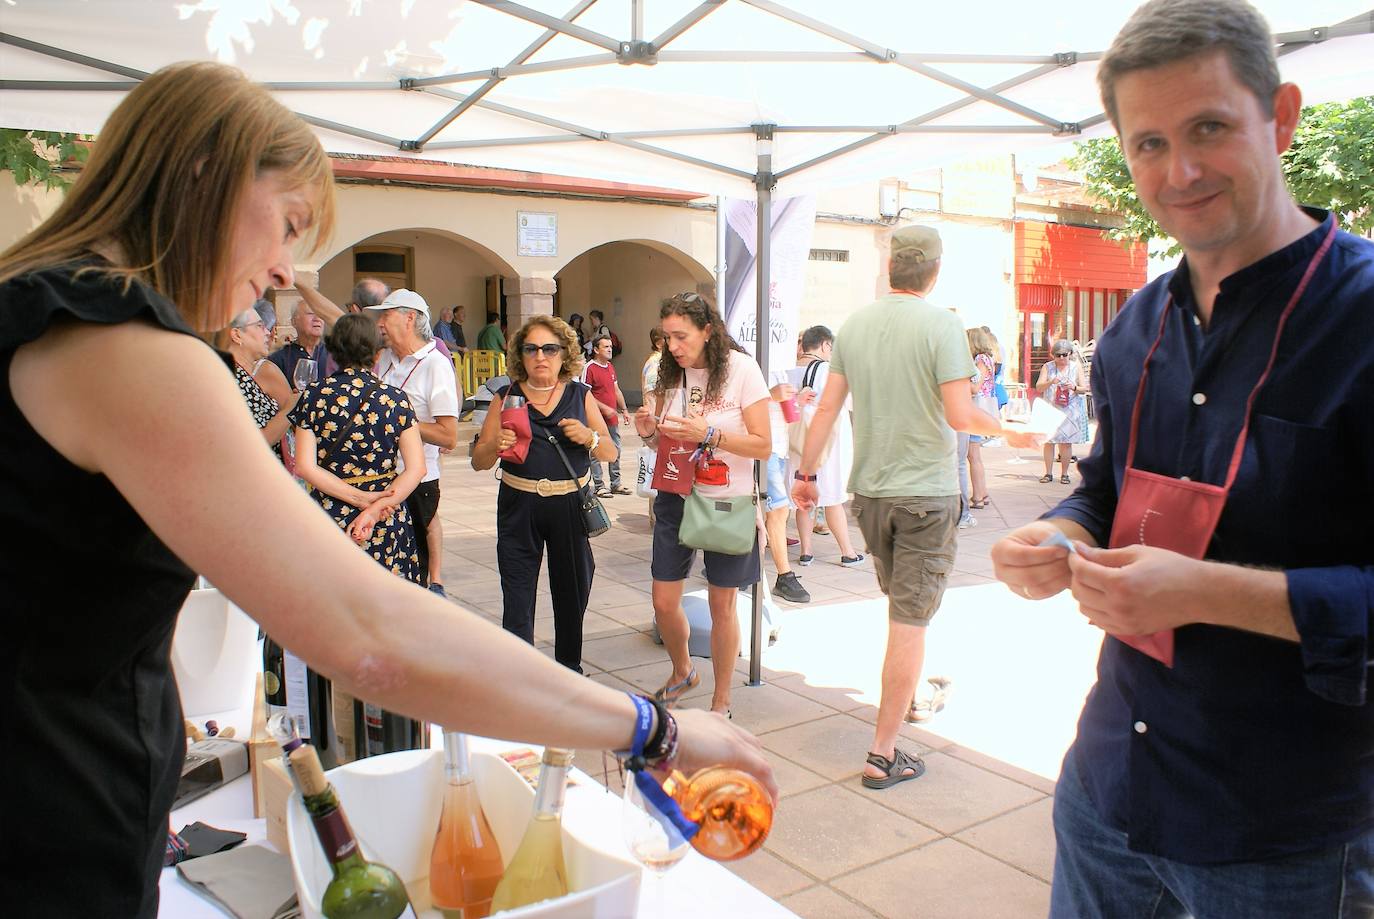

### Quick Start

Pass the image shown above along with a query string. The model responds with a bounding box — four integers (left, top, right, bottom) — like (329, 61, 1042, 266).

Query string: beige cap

(890, 225, 942, 264)
(366, 288, 430, 317)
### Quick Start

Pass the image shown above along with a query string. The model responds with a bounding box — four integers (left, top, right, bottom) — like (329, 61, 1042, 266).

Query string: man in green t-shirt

(476, 311, 506, 351)
(793, 225, 1039, 790)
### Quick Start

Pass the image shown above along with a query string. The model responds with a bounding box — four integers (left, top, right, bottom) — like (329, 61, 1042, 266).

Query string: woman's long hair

(0, 61, 335, 331)
(652, 292, 739, 408)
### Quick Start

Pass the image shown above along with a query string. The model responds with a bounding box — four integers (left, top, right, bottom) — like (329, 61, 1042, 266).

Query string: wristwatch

(793, 471, 818, 482)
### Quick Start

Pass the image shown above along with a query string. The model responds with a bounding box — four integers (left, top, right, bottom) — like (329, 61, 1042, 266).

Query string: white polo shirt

(376, 340, 460, 483)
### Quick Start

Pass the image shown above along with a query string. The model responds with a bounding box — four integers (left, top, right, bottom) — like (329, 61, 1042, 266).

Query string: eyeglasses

(521, 343, 564, 357)
(233, 318, 266, 331)
(1053, 351, 1071, 357)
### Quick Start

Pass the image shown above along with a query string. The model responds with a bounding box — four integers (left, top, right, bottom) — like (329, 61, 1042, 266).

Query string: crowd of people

(4, 1, 1370, 916)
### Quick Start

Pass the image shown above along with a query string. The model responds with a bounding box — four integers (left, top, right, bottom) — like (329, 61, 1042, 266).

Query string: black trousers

(496, 484, 595, 672)
(406, 479, 441, 586)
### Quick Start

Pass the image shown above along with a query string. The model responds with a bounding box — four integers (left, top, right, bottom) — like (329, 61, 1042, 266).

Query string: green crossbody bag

(679, 489, 758, 555)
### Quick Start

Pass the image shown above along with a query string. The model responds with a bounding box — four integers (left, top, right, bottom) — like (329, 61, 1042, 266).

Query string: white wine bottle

(288, 743, 416, 919)
(488, 748, 573, 912)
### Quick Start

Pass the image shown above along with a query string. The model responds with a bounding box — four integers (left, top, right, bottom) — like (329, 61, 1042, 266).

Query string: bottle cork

(289, 743, 330, 796)
(541, 747, 574, 767)
(184, 719, 206, 742)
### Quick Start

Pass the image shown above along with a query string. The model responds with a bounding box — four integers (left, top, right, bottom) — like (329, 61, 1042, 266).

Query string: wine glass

(622, 770, 690, 918)
(293, 358, 317, 392)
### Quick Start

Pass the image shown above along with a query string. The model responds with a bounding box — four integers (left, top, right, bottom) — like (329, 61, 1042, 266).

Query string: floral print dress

(289, 368, 421, 581)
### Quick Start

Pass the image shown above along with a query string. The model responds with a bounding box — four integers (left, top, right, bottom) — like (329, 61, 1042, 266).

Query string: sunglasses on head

(521, 343, 564, 357)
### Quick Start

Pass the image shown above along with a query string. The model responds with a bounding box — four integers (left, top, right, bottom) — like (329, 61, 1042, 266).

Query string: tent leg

(748, 126, 774, 688)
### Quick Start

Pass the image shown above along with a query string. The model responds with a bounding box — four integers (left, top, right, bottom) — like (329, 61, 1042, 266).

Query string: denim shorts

(650, 491, 761, 588)
(764, 453, 791, 511)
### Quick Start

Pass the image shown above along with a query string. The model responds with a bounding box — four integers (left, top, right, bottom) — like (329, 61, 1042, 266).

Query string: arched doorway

(554, 239, 713, 402)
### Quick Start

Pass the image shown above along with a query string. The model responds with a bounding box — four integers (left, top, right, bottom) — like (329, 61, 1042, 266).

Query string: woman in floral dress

(290, 313, 424, 580)
(1036, 338, 1090, 484)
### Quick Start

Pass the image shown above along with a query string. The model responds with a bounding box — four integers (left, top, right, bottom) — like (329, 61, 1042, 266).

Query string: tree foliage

(0, 128, 90, 191)
(1069, 96, 1374, 257)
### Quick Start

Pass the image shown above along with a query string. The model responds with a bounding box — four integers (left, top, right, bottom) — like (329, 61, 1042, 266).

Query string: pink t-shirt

(652, 350, 769, 499)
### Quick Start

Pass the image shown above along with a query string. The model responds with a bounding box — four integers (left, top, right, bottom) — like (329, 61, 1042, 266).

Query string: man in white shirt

(366, 289, 460, 597)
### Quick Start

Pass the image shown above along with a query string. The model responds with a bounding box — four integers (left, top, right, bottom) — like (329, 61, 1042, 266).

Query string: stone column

(502, 275, 556, 329)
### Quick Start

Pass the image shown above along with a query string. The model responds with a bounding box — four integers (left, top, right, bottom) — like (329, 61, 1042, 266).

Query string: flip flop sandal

(861, 748, 926, 789)
(653, 668, 700, 708)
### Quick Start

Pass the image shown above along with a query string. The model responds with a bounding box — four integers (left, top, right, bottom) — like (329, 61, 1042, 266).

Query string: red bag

(652, 437, 696, 494)
(497, 403, 532, 463)
(1052, 384, 1073, 408)
(695, 456, 730, 488)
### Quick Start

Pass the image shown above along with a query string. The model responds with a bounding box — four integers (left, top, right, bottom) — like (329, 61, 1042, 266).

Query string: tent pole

(748, 124, 774, 688)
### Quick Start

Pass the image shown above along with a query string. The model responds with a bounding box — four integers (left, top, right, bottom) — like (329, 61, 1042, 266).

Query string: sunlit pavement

(437, 435, 1103, 918)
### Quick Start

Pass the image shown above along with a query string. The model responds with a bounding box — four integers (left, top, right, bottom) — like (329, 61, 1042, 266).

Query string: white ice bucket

(170, 587, 260, 719)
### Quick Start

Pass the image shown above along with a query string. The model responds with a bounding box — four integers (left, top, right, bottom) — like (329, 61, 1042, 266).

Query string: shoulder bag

(787, 359, 835, 466)
(543, 428, 611, 538)
(680, 487, 758, 556)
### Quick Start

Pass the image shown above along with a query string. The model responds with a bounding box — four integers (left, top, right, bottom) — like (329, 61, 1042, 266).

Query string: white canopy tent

(4, 0, 1372, 677)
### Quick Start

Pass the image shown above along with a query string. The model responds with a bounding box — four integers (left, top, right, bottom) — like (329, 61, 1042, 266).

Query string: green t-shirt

(830, 293, 975, 498)
(476, 323, 505, 351)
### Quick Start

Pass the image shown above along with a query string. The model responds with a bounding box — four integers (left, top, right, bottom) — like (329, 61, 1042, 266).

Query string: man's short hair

(591, 333, 612, 351)
(888, 225, 942, 293)
(589, 309, 604, 323)
(486, 311, 500, 324)
(1098, 0, 1280, 126)
(350, 278, 390, 309)
(800, 325, 834, 352)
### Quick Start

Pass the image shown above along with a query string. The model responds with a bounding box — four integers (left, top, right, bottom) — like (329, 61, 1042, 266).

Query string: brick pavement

(436, 433, 1103, 918)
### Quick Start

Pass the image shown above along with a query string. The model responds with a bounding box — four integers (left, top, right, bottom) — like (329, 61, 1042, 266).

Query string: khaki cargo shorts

(852, 494, 959, 625)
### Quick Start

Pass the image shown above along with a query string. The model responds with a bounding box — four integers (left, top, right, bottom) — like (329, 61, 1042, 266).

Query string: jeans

(955, 431, 971, 517)
(591, 423, 622, 489)
(1051, 747, 1374, 919)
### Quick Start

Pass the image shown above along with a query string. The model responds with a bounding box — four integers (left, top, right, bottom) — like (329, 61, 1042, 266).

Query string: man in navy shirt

(992, 1, 1373, 915)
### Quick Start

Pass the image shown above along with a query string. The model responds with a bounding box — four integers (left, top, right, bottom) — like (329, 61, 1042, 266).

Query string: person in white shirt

(366, 289, 460, 596)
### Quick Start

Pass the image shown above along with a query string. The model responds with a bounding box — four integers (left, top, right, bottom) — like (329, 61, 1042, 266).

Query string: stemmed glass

(1003, 394, 1032, 464)
(293, 358, 317, 392)
(622, 770, 690, 918)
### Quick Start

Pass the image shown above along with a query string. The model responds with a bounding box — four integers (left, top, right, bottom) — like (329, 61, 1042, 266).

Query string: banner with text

(721, 195, 816, 379)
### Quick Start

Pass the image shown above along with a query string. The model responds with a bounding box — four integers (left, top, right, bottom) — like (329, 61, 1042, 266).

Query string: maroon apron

(1108, 221, 1335, 666)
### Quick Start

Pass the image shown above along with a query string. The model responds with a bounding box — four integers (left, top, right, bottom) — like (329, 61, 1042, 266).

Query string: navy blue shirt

(266, 339, 336, 388)
(1051, 210, 1374, 864)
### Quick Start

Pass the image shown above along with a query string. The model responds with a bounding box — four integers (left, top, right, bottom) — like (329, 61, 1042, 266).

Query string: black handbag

(543, 430, 611, 538)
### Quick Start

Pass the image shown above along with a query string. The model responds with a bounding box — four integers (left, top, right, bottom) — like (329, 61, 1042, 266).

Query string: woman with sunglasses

(1036, 338, 1089, 483)
(219, 299, 297, 458)
(471, 315, 617, 672)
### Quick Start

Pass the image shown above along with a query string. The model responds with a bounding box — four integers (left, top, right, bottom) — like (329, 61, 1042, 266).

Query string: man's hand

(990, 521, 1075, 600)
(791, 478, 818, 512)
(1067, 544, 1204, 634)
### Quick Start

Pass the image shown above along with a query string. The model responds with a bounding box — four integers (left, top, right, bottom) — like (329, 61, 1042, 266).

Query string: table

(160, 737, 796, 918)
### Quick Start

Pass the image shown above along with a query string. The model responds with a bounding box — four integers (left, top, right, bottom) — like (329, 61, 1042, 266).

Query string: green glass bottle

(288, 743, 416, 919)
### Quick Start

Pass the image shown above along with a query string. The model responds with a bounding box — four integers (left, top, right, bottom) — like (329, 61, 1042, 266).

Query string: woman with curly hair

(634, 293, 772, 717)
(471, 314, 617, 672)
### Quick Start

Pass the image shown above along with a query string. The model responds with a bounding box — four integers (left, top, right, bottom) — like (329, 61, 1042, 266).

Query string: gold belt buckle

(535, 478, 556, 497)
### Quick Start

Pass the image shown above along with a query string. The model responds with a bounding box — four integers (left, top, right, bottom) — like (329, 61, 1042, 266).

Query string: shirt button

(1179, 476, 1190, 482)
(1191, 392, 1206, 405)
(1133, 721, 1148, 734)
(1193, 315, 1201, 326)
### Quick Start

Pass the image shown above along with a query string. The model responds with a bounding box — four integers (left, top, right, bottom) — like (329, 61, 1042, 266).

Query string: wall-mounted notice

(517, 211, 557, 257)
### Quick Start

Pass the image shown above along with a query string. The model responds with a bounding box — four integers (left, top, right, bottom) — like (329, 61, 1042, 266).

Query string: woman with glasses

(219, 299, 296, 458)
(634, 293, 772, 718)
(471, 315, 617, 672)
(1036, 338, 1089, 484)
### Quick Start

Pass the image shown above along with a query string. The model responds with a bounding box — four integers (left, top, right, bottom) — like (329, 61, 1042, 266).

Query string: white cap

(366, 288, 429, 317)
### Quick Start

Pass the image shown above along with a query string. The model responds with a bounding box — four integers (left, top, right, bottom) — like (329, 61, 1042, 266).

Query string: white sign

(517, 211, 557, 257)
(721, 196, 817, 376)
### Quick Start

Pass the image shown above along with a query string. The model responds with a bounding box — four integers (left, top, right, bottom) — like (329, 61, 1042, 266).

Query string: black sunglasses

(1053, 351, 1071, 357)
(521, 343, 564, 357)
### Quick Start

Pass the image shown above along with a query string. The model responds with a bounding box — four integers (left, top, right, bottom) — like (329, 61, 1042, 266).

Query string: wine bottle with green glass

(287, 742, 416, 919)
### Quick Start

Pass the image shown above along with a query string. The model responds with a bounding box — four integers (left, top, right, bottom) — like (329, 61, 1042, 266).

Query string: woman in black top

(0, 62, 773, 918)
(470, 315, 616, 672)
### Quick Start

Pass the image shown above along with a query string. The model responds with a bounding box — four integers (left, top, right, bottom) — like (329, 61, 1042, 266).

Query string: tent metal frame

(3, 0, 1370, 681)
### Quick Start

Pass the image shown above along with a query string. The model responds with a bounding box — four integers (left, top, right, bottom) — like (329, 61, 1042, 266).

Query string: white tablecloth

(159, 737, 796, 918)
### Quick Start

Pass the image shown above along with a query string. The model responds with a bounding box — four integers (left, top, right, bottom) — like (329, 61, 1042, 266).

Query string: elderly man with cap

(368, 289, 460, 597)
(793, 225, 1040, 789)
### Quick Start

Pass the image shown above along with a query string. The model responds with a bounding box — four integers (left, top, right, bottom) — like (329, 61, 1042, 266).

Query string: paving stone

(766, 785, 938, 879)
(831, 838, 1049, 919)
(761, 715, 931, 782)
(851, 751, 1045, 835)
(579, 630, 674, 671)
(769, 674, 872, 714)
(956, 797, 1056, 882)
(723, 848, 815, 899)
(779, 885, 879, 918)
(722, 681, 836, 734)
(764, 751, 831, 799)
